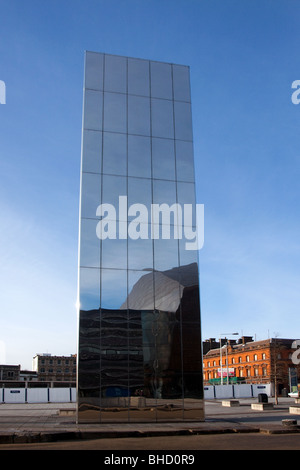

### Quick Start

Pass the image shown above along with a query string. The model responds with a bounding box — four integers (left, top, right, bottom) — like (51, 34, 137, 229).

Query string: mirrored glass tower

(77, 51, 204, 422)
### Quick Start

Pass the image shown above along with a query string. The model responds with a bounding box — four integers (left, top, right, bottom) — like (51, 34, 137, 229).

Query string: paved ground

(0, 397, 299, 450)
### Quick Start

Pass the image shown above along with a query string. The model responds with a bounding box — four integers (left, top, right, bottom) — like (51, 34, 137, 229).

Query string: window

(254, 354, 257, 361)
(262, 353, 266, 360)
(246, 355, 250, 362)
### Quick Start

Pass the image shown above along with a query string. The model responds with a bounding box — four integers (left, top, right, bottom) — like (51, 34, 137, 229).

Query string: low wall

(0, 384, 272, 403)
(0, 387, 76, 404)
(204, 383, 272, 399)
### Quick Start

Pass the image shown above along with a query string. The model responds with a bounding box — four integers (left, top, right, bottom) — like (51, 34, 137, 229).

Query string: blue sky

(0, 0, 300, 369)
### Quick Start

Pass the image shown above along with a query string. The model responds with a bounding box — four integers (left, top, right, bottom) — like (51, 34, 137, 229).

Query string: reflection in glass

(150, 62, 172, 100)
(128, 95, 150, 136)
(79, 267, 100, 311)
(128, 177, 152, 219)
(85, 52, 103, 91)
(177, 182, 196, 226)
(175, 140, 195, 182)
(101, 268, 127, 309)
(83, 90, 103, 131)
(152, 138, 175, 180)
(104, 55, 127, 93)
(102, 175, 127, 216)
(128, 232, 152, 270)
(174, 101, 193, 141)
(80, 218, 100, 268)
(103, 132, 127, 176)
(128, 58, 149, 97)
(82, 130, 102, 174)
(152, 179, 176, 207)
(104, 92, 126, 133)
(172, 65, 190, 102)
(151, 99, 174, 139)
(128, 135, 151, 178)
(78, 53, 203, 424)
(179, 236, 198, 267)
(80, 173, 101, 219)
(101, 237, 127, 270)
(153, 237, 179, 272)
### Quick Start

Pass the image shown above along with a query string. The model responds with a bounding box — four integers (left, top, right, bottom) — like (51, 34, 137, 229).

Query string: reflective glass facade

(77, 52, 204, 422)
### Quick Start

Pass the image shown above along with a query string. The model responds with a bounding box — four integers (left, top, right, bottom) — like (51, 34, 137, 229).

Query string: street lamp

(219, 333, 239, 385)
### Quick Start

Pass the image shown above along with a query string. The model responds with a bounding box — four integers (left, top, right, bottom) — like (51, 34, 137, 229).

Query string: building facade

(0, 364, 20, 382)
(32, 354, 76, 383)
(77, 51, 203, 423)
(203, 336, 300, 394)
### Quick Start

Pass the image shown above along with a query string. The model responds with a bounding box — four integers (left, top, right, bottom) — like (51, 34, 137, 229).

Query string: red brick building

(203, 336, 300, 394)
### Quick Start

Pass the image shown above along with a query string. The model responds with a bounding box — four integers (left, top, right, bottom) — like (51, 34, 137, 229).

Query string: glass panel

(100, 268, 128, 310)
(153, 269, 181, 313)
(100, 294, 129, 418)
(178, 262, 201, 323)
(152, 138, 175, 180)
(177, 182, 196, 225)
(151, 98, 174, 139)
(77, 305, 101, 423)
(174, 101, 193, 141)
(128, 177, 152, 220)
(104, 54, 127, 93)
(104, 92, 126, 133)
(127, 308, 145, 406)
(102, 175, 127, 219)
(128, 58, 149, 96)
(101, 237, 127, 270)
(83, 90, 103, 131)
(127, 270, 154, 310)
(152, 179, 176, 207)
(175, 140, 195, 182)
(182, 323, 202, 370)
(103, 132, 127, 176)
(128, 231, 153, 270)
(85, 51, 104, 90)
(128, 135, 151, 178)
(179, 237, 199, 267)
(80, 173, 101, 219)
(153, 237, 179, 272)
(82, 130, 102, 174)
(172, 64, 190, 102)
(150, 61, 172, 100)
(128, 95, 150, 136)
(79, 267, 100, 311)
(80, 218, 100, 268)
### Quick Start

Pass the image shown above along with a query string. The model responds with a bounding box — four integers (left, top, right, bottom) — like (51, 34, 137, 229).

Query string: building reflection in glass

(77, 52, 204, 422)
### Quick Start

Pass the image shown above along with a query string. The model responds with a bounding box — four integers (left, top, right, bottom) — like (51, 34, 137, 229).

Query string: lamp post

(219, 333, 239, 385)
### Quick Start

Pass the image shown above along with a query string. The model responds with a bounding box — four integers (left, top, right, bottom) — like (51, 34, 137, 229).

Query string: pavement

(0, 397, 299, 445)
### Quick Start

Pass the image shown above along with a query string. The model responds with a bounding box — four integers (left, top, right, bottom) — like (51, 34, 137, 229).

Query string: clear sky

(0, 0, 299, 369)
